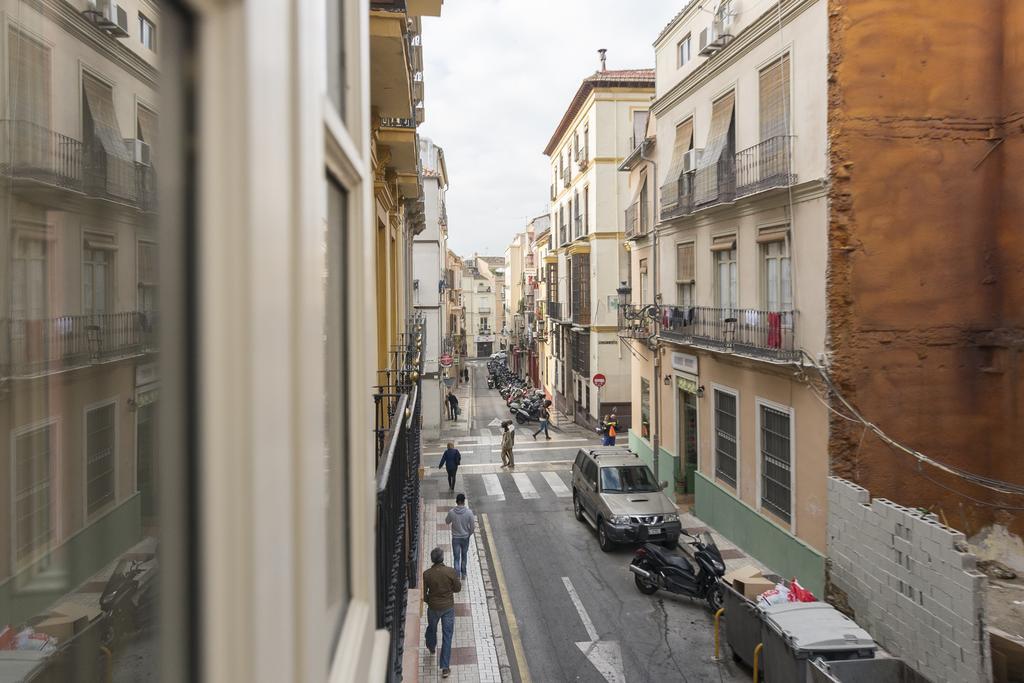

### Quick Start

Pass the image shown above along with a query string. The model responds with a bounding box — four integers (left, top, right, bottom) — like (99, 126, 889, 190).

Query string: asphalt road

(436, 360, 747, 683)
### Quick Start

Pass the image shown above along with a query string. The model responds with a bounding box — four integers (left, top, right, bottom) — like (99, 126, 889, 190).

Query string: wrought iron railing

(0, 119, 83, 189)
(659, 306, 797, 361)
(735, 135, 795, 198)
(374, 316, 424, 683)
(660, 170, 696, 221)
(617, 303, 656, 340)
(624, 202, 639, 239)
(571, 330, 590, 376)
(694, 155, 736, 208)
(5, 311, 156, 378)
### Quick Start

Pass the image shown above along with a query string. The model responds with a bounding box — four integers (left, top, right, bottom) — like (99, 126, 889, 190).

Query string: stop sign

(592, 373, 606, 387)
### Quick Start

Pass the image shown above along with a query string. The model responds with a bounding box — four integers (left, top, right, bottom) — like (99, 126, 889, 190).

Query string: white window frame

(676, 240, 695, 307)
(760, 233, 791, 312)
(677, 33, 691, 67)
(83, 397, 118, 521)
(10, 417, 60, 572)
(755, 397, 796, 534)
(82, 232, 117, 316)
(711, 383, 740, 491)
(139, 13, 156, 52)
(713, 241, 737, 310)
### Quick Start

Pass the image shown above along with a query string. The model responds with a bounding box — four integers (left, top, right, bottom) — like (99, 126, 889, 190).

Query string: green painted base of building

(694, 472, 826, 597)
(0, 494, 143, 626)
(628, 430, 679, 490)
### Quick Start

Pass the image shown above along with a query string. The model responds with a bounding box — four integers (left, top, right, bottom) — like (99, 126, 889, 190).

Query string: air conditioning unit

(682, 148, 701, 173)
(124, 138, 152, 165)
(84, 0, 129, 38)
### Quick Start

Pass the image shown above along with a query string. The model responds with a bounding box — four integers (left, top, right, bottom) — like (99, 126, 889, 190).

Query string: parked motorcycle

(628, 529, 726, 611)
(99, 554, 159, 647)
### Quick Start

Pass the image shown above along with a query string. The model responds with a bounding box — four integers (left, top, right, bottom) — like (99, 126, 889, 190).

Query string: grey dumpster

(722, 582, 763, 667)
(760, 602, 876, 683)
(809, 657, 930, 683)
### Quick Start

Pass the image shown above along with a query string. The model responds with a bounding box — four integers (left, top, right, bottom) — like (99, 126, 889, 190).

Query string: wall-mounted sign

(671, 352, 698, 374)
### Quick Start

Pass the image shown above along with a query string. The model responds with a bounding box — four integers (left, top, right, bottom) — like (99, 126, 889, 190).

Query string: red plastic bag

(789, 578, 817, 603)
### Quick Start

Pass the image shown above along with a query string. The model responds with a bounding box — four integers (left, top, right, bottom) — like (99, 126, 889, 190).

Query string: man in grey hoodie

(445, 493, 476, 580)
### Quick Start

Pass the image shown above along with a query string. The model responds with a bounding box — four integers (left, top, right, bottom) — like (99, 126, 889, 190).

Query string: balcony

(659, 171, 696, 221)
(617, 303, 656, 340)
(0, 120, 157, 212)
(659, 306, 798, 362)
(735, 135, 795, 198)
(624, 201, 639, 240)
(5, 312, 156, 378)
(373, 317, 424, 682)
(694, 155, 735, 208)
(547, 300, 563, 321)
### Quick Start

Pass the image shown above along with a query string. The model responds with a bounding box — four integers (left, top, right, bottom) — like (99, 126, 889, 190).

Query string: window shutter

(759, 55, 791, 140)
(660, 118, 694, 208)
(8, 28, 51, 125)
(137, 105, 158, 160)
(676, 243, 695, 282)
(698, 92, 735, 170)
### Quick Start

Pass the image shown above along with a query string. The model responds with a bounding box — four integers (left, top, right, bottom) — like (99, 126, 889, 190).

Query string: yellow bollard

(713, 607, 725, 660)
(99, 646, 113, 683)
(752, 643, 764, 683)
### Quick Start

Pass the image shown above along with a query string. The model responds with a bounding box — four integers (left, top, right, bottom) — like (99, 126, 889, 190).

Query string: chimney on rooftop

(598, 48, 607, 72)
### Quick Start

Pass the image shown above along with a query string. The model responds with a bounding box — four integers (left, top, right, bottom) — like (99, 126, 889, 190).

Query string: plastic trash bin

(809, 656, 930, 683)
(759, 601, 876, 683)
(722, 581, 763, 667)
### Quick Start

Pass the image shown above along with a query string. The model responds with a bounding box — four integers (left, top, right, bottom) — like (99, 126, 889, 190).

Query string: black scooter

(628, 529, 726, 611)
(99, 556, 158, 647)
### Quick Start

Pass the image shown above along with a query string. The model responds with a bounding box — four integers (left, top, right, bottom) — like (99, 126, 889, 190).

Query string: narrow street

(419, 360, 746, 683)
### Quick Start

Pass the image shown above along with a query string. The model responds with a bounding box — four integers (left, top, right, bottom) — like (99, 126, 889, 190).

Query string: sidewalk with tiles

(404, 493, 511, 683)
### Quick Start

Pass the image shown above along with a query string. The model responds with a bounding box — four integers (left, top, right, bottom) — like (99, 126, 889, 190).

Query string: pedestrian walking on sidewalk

(446, 493, 476, 580)
(446, 391, 459, 420)
(532, 400, 552, 440)
(607, 412, 619, 446)
(438, 442, 461, 491)
(423, 546, 461, 678)
(500, 420, 516, 468)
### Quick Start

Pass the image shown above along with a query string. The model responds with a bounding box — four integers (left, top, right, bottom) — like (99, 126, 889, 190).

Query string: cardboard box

(734, 576, 776, 600)
(32, 614, 84, 642)
(49, 601, 101, 624)
(723, 564, 762, 586)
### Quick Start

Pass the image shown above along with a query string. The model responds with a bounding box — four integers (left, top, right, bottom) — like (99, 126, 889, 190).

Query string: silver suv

(571, 447, 682, 552)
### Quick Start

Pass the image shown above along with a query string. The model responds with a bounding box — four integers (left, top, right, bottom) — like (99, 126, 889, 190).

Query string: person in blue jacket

(438, 442, 462, 491)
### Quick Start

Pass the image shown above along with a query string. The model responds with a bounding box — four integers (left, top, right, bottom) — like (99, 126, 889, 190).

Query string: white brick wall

(828, 476, 992, 683)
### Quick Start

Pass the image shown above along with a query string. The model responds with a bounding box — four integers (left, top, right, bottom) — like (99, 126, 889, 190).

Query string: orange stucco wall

(828, 0, 1024, 536)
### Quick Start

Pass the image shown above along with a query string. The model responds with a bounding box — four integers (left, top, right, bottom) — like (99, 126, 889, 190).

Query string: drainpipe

(639, 138, 662, 483)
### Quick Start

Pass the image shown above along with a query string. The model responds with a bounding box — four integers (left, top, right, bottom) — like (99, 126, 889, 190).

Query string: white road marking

(561, 577, 625, 683)
(541, 471, 571, 498)
(482, 473, 505, 501)
(561, 576, 598, 642)
(511, 472, 539, 499)
(489, 444, 589, 453)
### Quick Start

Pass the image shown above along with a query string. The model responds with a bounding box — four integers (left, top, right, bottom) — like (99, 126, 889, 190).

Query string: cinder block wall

(828, 477, 992, 683)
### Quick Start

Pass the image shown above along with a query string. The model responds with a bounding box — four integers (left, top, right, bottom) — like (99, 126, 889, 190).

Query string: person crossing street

(500, 419, 516, 468)
(438, 442, 462, 492)
(532, 400, 552, 440)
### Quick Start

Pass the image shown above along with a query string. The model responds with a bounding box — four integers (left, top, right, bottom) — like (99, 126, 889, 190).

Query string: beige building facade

(543, 63, 653, 429)
(621, 0, 829, 595)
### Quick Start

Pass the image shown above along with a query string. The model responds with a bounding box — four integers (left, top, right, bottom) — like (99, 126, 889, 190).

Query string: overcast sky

(418, 1, 681, 258)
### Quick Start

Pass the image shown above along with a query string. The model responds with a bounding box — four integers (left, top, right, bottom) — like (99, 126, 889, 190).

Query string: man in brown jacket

(423, 546, 461, 677)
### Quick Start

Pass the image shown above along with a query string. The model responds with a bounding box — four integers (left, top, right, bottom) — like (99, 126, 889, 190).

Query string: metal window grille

(14, 426, 53, 564)
(714, 390, 737, 486)
(86, 403, 116, 515)
(760, 405, 791, 522)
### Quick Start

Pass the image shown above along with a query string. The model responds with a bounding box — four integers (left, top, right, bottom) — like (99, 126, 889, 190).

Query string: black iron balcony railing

(617, 303, 656, 340)
(5, 311, 156, 378)
(0, 119, 82, 189)
(0, 120, 157, 212)
(547, 300, 563, 321)
(735, 135, 795, 198)
(374, 316, 424, 683)
(624, 202, 639, 240)
(659, 171, 696, 221)
(694, 155, 736, 208)
(660, 306, 798, 361)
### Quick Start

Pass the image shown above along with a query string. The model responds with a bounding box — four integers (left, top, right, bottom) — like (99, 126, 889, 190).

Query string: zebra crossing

(444, 468, 576, 503)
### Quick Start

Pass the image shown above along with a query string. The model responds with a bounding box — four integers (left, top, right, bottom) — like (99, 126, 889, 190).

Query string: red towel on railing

(767, 312, 782, 348)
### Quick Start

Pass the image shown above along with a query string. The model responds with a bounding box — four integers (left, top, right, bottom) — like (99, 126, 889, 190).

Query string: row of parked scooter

(486, 358, 549, 424)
